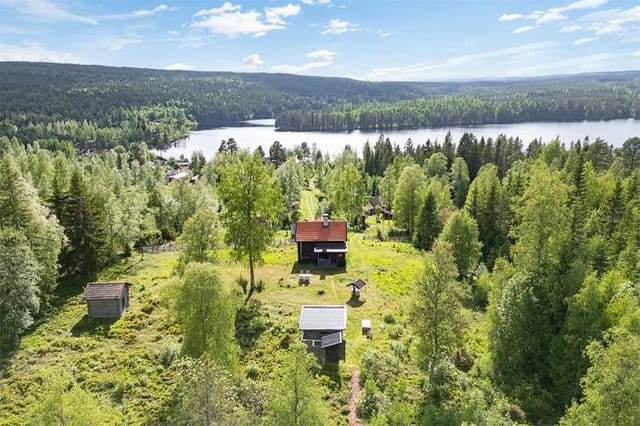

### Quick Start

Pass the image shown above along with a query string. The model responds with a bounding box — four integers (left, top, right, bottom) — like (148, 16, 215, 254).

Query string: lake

(157, 118, 640, 160)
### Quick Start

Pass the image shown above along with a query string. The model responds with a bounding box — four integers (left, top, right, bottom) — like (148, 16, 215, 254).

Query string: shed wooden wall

(87, 299, 123, 318)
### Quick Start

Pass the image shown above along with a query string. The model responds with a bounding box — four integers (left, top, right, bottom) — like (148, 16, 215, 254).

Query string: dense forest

(1, 121, 639, 423)
(2, 62, 639, 149)
(275, 83, 640, 131)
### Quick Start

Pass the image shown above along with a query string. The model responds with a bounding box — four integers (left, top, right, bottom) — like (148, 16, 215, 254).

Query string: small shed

(299, 305, 347, 362)
(81, 282, 131, 318)
(346, 278, 366, 298)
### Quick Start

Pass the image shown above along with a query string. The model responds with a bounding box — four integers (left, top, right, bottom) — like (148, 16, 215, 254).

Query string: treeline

(275, 84, 640, 131)
(1, 104, 195, 150)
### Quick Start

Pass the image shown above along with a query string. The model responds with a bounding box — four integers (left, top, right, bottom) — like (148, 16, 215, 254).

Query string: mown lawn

(0, 231, 424, 424)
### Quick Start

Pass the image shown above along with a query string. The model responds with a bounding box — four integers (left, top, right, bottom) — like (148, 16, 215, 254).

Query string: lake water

(157, 118, 640, 160)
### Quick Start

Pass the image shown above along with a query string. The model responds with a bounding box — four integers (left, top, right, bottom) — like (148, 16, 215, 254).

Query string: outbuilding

(299, 305, 347, 362)
(81, 282, 131, 318)
(295, 214, 347, 267)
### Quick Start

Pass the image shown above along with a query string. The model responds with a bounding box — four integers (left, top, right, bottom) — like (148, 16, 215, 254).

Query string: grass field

(0, 229, 424, 424)
(300, 189, 320, 220)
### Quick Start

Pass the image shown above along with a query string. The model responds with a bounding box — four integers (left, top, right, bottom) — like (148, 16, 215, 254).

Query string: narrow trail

(348, 368, 363, 426)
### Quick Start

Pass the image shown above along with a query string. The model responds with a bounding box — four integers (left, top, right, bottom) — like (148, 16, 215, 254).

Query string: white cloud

(242, 53, 263, 69)
(560, 24, 583, 32)
(633, 50, 640, 56)
(109, 36, 143, 51)
(192, 2, 294, 37)
(580, 6, 640, 36)
(514, 25, 537, 33)
(118, 4, 178, 19)
(499, 13, 524, 22)
(301, 0, 331, 5)
(306, 49, 336, 60)
(194, 2, 241, 17)
(499, 0, 608, 25)
(322, 18, 361, 35)
(574, 36, 597, 44)
(564, 0, 608, 11)
(271, 61, 333, 73)
(530, 9, 567, 24)
(377, 29, 393, 37)
(504, 52, 622, 76)
(0, 41, 76, 62)
(264, 3, 300, 25)
(271, 49, 338, 73)
(367, 41, 556, 80)
(0, 0, 97, 24)
(166, 63, 194, 70)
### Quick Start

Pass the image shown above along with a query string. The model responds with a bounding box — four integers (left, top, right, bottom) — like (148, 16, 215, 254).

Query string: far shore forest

(0, 62, 639, 425)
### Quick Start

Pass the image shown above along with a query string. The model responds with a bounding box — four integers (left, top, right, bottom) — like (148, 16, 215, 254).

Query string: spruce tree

(413, 190, 442, 251)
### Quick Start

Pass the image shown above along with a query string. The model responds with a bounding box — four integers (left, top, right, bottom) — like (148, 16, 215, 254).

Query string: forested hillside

(275, 80, 640, 131)
(1, 62, 639, 149)
(1, 127, 639, 423)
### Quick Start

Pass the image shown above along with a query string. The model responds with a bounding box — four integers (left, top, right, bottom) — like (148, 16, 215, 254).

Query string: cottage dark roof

(299, 305, 347, 331)
(82, 282, 130, 301)
(295, 220, 347, 242)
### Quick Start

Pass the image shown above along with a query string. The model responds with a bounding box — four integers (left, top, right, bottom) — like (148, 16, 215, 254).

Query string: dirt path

(348, 368, 363, 426)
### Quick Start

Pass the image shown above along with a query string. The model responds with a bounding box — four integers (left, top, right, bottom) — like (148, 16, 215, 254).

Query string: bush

(388, 324, 403, 339)
(383, 314, 396, 324)
(246, 364, 259, 379)
(235, 276, 248, 294)
(158, 342, 181, 368)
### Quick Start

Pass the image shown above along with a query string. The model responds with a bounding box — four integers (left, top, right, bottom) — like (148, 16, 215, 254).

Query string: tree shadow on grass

(320, 362, 343, 388)
(0, 342, 18, 377)
(70, 315, 118, 338)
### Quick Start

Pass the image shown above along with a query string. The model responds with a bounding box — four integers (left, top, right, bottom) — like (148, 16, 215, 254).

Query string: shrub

(235, 276, 248, 294)
(388, 324, 403, 339)
(158, 343, 181, 368)
(246, 364, 259, 379)
(383, 314, 396, 324)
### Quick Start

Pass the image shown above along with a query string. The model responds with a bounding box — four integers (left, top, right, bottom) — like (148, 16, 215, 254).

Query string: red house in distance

(295, 214, 347, 267)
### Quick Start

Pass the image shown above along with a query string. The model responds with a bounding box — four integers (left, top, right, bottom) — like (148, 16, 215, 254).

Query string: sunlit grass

(0, 231, 425, 424)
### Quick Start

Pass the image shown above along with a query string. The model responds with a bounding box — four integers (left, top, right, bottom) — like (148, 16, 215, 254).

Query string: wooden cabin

(295, 215, 347, 267)
(299, 305, 347, 363)
(81, 282, 131, 318)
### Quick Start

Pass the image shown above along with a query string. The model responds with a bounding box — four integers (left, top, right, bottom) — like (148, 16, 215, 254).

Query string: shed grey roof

(82, 282, 130, 301)
(299, 305, 347, 331)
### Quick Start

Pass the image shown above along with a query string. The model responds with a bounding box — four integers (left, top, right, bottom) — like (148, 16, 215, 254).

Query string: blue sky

(0, 0, 638, 81)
